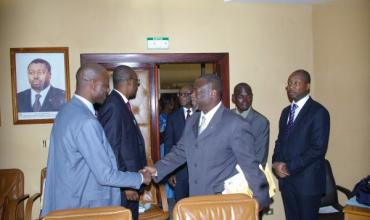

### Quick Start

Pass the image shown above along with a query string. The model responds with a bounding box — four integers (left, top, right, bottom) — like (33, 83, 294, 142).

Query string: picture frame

(10, 47, 70, 124)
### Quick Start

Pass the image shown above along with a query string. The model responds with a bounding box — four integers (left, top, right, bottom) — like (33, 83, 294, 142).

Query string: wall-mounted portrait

(10, 47, 70, 124)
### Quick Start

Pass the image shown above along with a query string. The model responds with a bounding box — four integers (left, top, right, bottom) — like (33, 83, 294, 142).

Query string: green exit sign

(147, 37, 169, 49)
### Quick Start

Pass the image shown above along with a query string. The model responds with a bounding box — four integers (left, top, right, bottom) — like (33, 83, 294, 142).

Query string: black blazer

(272, 97, 330, 196)
(98, 90, 147, 173)
(17, 86, 66, 112)
(164, 107, 188, 181)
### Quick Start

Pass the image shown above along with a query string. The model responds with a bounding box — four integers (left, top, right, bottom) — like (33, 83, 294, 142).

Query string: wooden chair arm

(158, 184, 168, 212)
(6, 194, 29, 220)
(25, 193, 42, 220)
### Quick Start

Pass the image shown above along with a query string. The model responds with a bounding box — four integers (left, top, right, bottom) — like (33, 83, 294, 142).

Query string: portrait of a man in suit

(17, 58, 66, 112)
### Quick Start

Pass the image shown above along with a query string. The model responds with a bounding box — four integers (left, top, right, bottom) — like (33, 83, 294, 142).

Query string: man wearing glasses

(164, 84, 194, 203)
(98, 65, 146, 220)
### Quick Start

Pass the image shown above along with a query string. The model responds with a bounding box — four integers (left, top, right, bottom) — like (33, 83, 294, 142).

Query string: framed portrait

(10, 47, 70, 124)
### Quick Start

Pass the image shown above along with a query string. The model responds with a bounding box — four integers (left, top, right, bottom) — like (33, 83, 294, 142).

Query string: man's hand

(143, 166, 158, 176)
(272, 162, 290, 178)
(139, 169, 152, 185)
(168, 175, 176, 187)
(125, 189, 139, 201)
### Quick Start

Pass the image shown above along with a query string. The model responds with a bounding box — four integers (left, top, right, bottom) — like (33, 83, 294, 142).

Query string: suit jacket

(98, 90, 147, 173)
(41, 96, 142, 217)
(272, 97, 330, 196)
(233, 108, 270, 167)
(164, 107, 188, 181)
(154, 104, 270, 208)
(17, 86, 66, 112)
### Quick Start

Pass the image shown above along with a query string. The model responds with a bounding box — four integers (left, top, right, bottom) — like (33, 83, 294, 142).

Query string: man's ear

(231, 94, 236, 104)
(306, 83, 311, 92)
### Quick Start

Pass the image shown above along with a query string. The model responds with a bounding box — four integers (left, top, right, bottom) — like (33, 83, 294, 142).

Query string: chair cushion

(43, 206, 131, 220)
(173, 194, 258, 220)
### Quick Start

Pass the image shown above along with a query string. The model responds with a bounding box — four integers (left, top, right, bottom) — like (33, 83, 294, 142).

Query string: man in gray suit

(41, 63, 151, 217)
(232, 83, 270, 167)
(145, 75, 270, 209)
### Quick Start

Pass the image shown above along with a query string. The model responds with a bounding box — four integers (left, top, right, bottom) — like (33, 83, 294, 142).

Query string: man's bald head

(75, 63, 109, 104)
(76, 63, 107, 87)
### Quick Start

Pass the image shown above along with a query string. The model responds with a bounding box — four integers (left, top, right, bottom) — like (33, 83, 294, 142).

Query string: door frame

(80, 53, 229, 162)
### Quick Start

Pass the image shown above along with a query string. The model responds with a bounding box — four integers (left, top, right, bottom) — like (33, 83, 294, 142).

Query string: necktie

(287, 103, 298, 131)
(33, 94, 41, 112)
(198, 115, 206, 135)
(186, 109, 191, 119)
(127, 102, 132, 112)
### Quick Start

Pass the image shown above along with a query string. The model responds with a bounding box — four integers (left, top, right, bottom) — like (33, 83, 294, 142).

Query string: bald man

(98, 65, 146, 220)
(42, 63, 151, 216)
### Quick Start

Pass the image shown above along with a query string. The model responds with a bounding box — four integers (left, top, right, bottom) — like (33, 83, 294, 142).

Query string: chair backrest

(0, 169, 25, 220)
(43, 206, 132, 220)
(320, 159, 339, 207)
(172, 194, 259, 220)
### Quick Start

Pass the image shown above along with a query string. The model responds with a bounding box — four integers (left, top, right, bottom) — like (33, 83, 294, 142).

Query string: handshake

(138, 166, 158, 185)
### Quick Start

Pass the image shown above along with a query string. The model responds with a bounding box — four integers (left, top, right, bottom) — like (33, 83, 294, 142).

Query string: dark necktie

(186, 109, 191, 119)
(33, 94, 42, 112)
(287, 103, 298, 131)
(126, 101, 132, 112)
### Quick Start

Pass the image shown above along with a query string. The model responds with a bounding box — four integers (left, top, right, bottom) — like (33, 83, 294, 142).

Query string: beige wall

(313, 0, 370, 201)
(0, 0, 368, 219)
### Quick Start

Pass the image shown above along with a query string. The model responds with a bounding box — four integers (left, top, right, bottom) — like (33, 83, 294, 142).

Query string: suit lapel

(192, 113, 200, 137)
(198, 104, 224, 139)
(245, 108, 255, 123)
(113, 90, 145, 145)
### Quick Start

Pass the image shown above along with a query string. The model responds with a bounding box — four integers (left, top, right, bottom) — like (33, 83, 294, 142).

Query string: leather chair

(172, 193, 259, 220)
(318, 159, 352, 220)
(25, 168, 46, 220)
(43, 206, 131, 220)
(0, 169, 29, 220)
(139, 182, 169, 220)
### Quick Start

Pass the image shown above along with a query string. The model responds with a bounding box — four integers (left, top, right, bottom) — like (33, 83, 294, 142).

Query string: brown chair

(139, 182, 169, 220)
(0, 169, 29, 220)
(43, 206, 132, 220)
(25, 168, 46, 220)
(173, 194, 259, 220)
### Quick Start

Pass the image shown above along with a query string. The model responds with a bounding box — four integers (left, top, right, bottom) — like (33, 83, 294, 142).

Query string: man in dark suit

(164, 84, 193, 202)
(232, 82, 270, 167)
(272, 69, 330, 220)
(98, 65, 147, 220)
(145, 75, 270, 209)
(17, 58, 66, 112)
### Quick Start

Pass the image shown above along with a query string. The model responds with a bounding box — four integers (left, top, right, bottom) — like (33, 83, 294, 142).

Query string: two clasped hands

(138, 166, 158, 185)
(124, 166, 158, 201)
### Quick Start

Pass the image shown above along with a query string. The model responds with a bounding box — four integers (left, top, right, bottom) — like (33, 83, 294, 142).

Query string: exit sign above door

(147, 37, 169, 49)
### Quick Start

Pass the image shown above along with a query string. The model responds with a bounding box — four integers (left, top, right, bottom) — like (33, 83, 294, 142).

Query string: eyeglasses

(178, 92, 192, 97)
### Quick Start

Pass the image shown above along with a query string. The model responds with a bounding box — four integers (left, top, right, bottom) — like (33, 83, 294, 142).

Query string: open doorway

(80, 53, 229, 163)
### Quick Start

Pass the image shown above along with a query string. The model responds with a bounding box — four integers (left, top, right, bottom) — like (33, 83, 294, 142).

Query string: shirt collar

(74, 94, 95, 116)
(292, 94, 310, 109)
(200, 101, 222, 122)
(114, 89, 129, 103)
(235, 106, 251, 118)
(183, 107, 193, 114)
